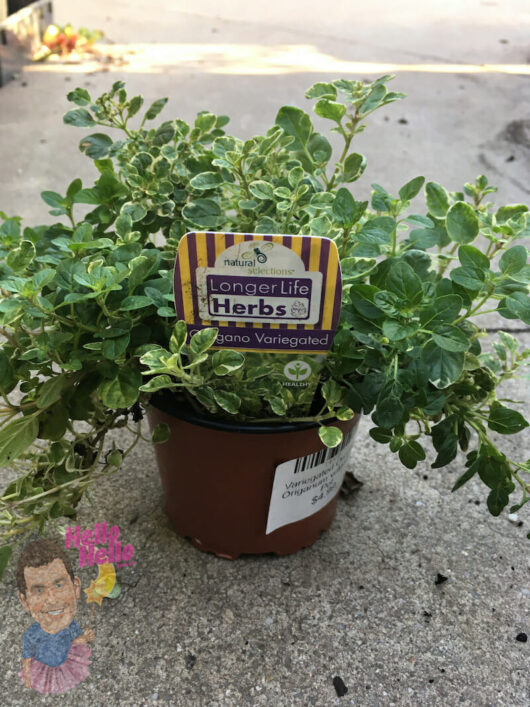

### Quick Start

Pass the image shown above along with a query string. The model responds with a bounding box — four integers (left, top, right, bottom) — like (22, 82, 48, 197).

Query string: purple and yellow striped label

(174, 232, 342, 353)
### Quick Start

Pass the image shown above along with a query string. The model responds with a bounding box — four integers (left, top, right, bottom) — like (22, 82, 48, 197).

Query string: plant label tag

(174, 231, 342, 414)
(266, 423, 359, 535)
(174, 232, 342, 354)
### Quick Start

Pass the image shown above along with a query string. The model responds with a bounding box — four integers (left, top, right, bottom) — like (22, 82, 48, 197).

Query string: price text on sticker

(266, 424, 359, 534)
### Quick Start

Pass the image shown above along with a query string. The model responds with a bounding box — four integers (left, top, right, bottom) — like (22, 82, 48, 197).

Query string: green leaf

(350, 283, 384, 319)
(458, 244, 490, 271)
(446, 202, 479, 244)
(498, 331, 518, 352)
(358, 216, 396, 246)
(144, 97, 168, 121)
(6, 240, 35, 272)
(422, 341, 464, 388)
(359, 84, 386, 114)
(100, 368, 142, 408)
(94, 158, 114, 174)
(499, 292, 530, 324)
(342, 153, 366, 182)
(0, 416, 39, 467)
(190, 171, 223, 191)
(41, 191, 66, 209)
(386, 262, 423, 304)
(79, 133, 113, 159)
(0, 350, 14, 389)
(212, 350, 245, 375)
(102, 333, 130, 360)
(63, 108, 96, 127)
(496, 204, 528, 224)
(73, 188, 100, 205)
(182, 199, 221, 228)
(72, 222, 93, 242)
(332, 188, 357, 227)
(487, 485, 512, 516)
(452, 462, 478, 492)
(127, 95, 144, 118)
(119, 296, 153, 311)
(195, 112, 216, 133)
(425, 182, 450, 218)
(487, 402, 528, 434)
(432, 325, 470, 352)
(96, 171, 128, 202)
(374, 397, 405, 428)
(322, 379, 343, 407)
(37, 376, 69, 409)
(67, 88, 91, 106)
(249, 180, 274, 200)
(213, 389, 241, 414)
(318, 426, 343, 448)
(308, 133, 333, 164)
(398, 440, 426, 469)
(139, 375, 175, 393)
(431, 416, 458, 467)
(106, 450, 123, 467)
(450, 266, 484, 292)
(0, 546, 13, 581)
(399, 176, 425, 201)
(169, 321, 188, 354)
(38, 402, 68, 440)
(389, 437, 401, 453)
(121, 202, 147, 222)
(305, 82, 337, 100)
(152, 422, 171, 443)
(405, 214, 434, 229)
(382, 319, 419, 341)
(115, 213, 132, 238)
(268, 396, 287, 416)
(190, 328, 218, 354)
(193, 386, 217, 413)
(420, 295, 462, 328)
(309, 214, 332, 237)
(275, 106, 313, 150)
(477, 455, 507, 490)
(128, 254, 154, 290)
(499, 245, 527, 275)
(369, 427, 392, 444)
(314, 98, 346, 123)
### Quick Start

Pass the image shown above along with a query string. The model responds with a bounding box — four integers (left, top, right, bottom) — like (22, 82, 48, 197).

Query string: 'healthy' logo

(284, 360, 311, 381)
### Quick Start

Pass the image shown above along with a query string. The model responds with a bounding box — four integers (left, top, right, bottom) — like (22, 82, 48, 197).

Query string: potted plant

(0, 76, 528, 571)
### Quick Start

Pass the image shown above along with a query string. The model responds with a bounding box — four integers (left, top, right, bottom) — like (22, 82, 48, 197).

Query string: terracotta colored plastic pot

(148, 394, 360, 559)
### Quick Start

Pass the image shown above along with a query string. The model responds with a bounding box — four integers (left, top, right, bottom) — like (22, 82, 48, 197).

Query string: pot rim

(148, 391, 345, 435)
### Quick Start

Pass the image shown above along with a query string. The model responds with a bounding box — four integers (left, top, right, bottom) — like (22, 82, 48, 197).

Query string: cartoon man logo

(290, 300, 308, 318)
(16, 538, 94, 694)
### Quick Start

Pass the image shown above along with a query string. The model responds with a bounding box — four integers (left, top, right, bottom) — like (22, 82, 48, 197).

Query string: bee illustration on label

(240, 241, 273, 264)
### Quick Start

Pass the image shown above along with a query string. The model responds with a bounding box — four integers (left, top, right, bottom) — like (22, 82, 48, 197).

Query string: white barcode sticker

(266, 426, 358, 534)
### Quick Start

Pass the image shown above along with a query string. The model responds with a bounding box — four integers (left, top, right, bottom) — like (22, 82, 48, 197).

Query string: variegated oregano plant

(0, 76, 528, 579)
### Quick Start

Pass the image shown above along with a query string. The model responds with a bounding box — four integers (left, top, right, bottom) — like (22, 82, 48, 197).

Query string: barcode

(294, 429, 354, 474)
